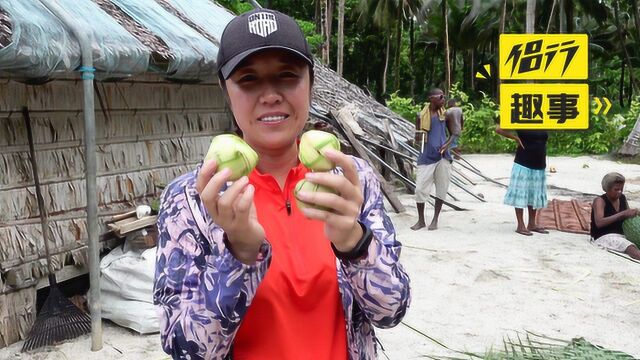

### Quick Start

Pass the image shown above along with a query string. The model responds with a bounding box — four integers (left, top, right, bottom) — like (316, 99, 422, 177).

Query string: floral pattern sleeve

(339, 157, 411, 328)
(153, 171, 271, 360)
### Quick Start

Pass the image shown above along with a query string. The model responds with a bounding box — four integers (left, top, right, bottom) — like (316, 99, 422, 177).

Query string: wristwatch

(331, 221, 374, 261)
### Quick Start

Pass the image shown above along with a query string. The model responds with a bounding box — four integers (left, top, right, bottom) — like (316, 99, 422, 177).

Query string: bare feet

(410, 221, 426, 230)
(428, 222, 438, 230)
(528, 226, 549, 234)
(516, 227, 533, 236)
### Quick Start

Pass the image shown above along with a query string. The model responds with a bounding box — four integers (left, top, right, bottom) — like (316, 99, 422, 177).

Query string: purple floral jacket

(153, 157, 411, 359)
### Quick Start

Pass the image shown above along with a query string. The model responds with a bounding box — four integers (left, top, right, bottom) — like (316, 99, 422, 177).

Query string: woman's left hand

(296, 149, 364, 252)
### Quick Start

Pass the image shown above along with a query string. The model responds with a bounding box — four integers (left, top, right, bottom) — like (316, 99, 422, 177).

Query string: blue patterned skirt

(503, 162, 548, 209)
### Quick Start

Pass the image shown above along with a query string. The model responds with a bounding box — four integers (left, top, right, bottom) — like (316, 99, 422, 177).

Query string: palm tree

(443, 0, 450, 93)
(358, 0, 422, 95)
(526, 0, 535, 33)
(337, 0, 345, 75)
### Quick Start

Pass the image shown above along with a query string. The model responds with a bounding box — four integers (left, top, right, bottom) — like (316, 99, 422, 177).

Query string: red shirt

(233, 163, 348, 360)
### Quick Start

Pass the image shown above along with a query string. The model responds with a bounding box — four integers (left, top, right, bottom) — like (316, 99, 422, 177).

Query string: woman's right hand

(516, 137, 525, 149)
(622, 208, 639, 219)
(196, 160, 265, 264)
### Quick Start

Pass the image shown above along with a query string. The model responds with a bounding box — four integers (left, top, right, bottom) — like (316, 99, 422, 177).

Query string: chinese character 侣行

(510, 93, 544, 124)
(547, 93, 579, 124)
(506, 39, 579, 76)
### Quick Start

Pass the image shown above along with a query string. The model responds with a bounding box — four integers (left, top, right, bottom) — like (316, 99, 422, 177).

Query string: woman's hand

(622, 208, 639, 219)
(516, 137, 525, 149)
(196, 160, 265, 264)
(295, 149, 365, 252)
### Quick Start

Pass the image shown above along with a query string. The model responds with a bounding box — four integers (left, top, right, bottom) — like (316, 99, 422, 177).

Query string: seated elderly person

(590, 172, 640, 260)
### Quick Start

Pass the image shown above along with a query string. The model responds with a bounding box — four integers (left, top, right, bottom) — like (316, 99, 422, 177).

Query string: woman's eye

(280, 71, 300, 79)
(238, 74, 258, 83)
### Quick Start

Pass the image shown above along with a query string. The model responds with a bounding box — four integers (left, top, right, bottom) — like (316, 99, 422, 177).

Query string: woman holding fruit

(153, 9, 410, 360)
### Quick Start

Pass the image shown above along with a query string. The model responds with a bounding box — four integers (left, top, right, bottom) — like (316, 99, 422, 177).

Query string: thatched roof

(312, 62, 413, 144)
(0, 0, 413, 139)
(0, 0, 230, 79)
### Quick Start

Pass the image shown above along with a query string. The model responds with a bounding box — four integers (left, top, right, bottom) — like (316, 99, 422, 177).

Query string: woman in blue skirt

(496, 126, 549, 236)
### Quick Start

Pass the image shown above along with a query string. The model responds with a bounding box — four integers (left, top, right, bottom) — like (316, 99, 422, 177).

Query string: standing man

(411, 88, 459, 231)
(445, 98, 464, 159)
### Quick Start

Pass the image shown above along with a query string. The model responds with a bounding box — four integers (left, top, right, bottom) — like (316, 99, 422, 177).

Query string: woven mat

(538, 199, 592, 235)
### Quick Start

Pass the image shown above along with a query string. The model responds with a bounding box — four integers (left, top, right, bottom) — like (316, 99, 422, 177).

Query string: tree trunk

(566, 0, 573, 33)
(315, 0, 321, 36)
(471, 48, 475, 91)
(410, 17, 415, 98)
(526, 0, 536, 34)
(320, 0, 328, 64)
(499, 0, 507, 33)
(451, 48, 456, 86)
(559, 0, 566, 33)
(620, 58, 625, 108)
(546, 0, 557, 33)
(631, 0, 640, 46)
(337, 0, 345, 76)
(614, 0, 639, 92)
(319, 0, 333, 65)
(497, 0, 507, 99)
(326, 0, 333, 65)
(429, 45, 437, 90)
(443, 0, 451, 94)
(383, 34, 391, 96)
(393, 7, 402, 92)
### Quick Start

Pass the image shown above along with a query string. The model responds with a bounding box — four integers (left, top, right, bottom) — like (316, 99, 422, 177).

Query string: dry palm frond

(426, 331, 636, 360)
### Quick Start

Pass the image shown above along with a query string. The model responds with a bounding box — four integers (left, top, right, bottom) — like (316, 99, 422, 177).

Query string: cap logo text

(248, 12, 278, 38)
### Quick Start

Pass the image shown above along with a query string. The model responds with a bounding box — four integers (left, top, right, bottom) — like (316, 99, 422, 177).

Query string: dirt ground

(1, 154, 639, 359)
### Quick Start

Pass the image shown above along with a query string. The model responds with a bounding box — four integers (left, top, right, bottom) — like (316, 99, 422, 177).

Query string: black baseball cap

(217, 9, 314, 80)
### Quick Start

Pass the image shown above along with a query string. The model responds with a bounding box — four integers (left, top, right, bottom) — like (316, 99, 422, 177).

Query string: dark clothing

(417, 113, 452, 166)
(590, 194, 628, 240)
(514, 130, 548, 170)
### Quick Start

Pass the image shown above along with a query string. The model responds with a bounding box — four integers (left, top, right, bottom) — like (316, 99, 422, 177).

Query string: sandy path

(1, 154, 639, 359)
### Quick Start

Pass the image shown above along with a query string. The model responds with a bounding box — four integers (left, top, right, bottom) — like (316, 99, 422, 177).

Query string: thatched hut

(0, 0, 413, 349)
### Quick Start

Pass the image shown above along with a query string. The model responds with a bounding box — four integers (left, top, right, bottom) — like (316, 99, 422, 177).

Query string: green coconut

(204, 134, 259, 181)
(298, 130, 340, 172)
(622, 215, 640, 248)
(294, 179, 337, 211)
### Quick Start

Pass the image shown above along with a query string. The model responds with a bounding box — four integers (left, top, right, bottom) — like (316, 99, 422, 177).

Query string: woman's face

(224, 49, 311, 155)
(606, 182, 624, 201)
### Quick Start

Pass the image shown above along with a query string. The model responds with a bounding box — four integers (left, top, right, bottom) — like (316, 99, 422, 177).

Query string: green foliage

(214, 0, 252, 14)
(455, 85, 514, 153)
(453, 80, 640, 155)
(296, 20, 323, 56)
(546, 97, 640, 155)
(386, 91, 421, 122)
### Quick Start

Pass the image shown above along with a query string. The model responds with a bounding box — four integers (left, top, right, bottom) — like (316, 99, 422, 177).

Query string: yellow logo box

(499, 34, 588, 80)
(499, 83, 589, 129)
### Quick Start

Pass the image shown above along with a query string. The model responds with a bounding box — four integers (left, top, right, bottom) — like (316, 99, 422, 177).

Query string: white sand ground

(1, 154, 639, 360)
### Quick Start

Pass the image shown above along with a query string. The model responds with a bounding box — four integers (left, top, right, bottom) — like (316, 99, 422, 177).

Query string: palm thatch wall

(0, 75, 230, 347)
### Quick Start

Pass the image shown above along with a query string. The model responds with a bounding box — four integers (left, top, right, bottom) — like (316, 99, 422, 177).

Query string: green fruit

(204, 134, 259, 181)
(622, 216, 640, 248)
(298, 130, 340, 172)
(294, 179, 337, 211)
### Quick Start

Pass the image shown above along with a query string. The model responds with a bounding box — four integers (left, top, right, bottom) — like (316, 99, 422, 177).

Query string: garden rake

(21, 107, 91, 352)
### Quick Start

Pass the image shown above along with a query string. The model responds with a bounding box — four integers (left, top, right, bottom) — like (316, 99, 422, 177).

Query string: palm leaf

(427, 331, 636, 360)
